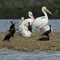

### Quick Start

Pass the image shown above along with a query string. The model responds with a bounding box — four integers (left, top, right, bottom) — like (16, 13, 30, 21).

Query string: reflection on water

(0, 19, 60, 32)
(0, 49, 60, 60)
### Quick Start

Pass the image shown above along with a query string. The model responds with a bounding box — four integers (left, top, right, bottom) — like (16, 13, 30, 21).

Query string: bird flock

(18, 6, 52, 37)
(3, 6, 53, 41)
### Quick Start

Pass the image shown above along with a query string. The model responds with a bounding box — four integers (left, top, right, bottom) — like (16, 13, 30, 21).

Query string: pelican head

(20, 17, 24, 23)
(42, 7, 53, 15)
(21, 17, 24, 21)
(28, 11, 33, 18)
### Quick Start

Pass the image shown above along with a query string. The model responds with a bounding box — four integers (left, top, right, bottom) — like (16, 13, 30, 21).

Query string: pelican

(21, 11, 34, 27)
(20, 25, 32, 37)
(32, 6, 52, 32)
(18, 11, 34, 37)
(18, 24, 32, 37)
(20, 17, 24, 24)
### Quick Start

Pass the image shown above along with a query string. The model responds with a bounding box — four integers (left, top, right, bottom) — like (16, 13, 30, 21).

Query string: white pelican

(32, 6, 52, 32)
(18, 11, 34, 37)
(20, 17, 24, 24)
(20, 25, 32, 37)
(21, 11, 34, 27)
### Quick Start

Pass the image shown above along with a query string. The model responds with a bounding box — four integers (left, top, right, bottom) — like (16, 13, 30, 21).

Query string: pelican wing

(21, 19, 33, 27)
(33, 16, 46, 27)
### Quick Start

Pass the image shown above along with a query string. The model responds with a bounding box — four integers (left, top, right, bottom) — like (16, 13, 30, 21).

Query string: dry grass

(0, 32, 60, 52)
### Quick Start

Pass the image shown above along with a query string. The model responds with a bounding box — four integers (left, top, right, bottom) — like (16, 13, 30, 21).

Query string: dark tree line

(0, 0, 60, 19)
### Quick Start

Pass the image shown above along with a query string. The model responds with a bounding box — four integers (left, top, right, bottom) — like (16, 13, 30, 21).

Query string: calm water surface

(0, 49, 60, 60)
(0, 19, 60, 32)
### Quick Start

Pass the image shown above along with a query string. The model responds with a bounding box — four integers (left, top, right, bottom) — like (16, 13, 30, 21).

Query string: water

(0, 19, 20, 32)
(0, 19, 60, 32)
(0, 19, 60, 60)
(0, 49, 60, 60)
(49, 19, 60, 32)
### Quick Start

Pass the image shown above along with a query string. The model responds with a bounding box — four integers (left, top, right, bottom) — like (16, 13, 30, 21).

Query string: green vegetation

(0, 0, 60, 19)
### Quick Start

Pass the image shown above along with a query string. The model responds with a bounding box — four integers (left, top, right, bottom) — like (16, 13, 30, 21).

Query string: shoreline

(0, 32, 60, 52)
